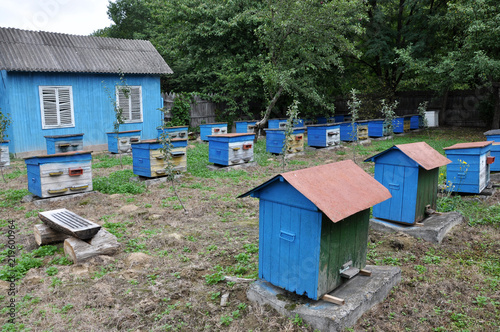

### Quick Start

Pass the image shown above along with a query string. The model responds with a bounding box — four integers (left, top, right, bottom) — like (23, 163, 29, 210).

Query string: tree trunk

(33, 224, 70, 246)
(254, 86, 284, 141)
(64, 229, 120, 263)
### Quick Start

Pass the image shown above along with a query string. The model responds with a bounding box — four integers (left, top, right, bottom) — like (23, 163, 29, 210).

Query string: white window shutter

(130, 86, 142, 121)
(116, 85, 142, 123)
(39, 86, 74, 129)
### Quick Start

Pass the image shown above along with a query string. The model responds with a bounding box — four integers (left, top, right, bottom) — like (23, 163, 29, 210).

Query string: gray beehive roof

(0, 27, 173, 75)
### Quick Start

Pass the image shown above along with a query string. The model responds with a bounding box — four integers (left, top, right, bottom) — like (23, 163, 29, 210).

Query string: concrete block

(207, 162, 257, 172)
(370, 211, 464, 244)
(247, 265, 401, 332)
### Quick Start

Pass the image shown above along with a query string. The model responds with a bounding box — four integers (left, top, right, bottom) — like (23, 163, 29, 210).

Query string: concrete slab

(131, 174, 182, 185)
(370, 211, 465, 244)
(21, 191, 98, 207)
(207, 162, 257, 172)
(247, 265, 401, 332)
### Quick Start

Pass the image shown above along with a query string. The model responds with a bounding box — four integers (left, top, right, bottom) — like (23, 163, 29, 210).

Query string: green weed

(93, 170, 145, 195)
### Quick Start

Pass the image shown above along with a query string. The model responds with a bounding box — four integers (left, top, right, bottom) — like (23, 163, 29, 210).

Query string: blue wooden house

(444, 141, 493, 194)
(238, 160, 391, 300)
(0, 27, 172, 157)
(484, 130, 500, 171)
(365, 142, 451, 225)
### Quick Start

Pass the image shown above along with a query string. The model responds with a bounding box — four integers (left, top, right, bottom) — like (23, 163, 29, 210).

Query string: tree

(254, 0, 366, 133)
(349, 0, 448, 97)
(93, 0, 156, 40)
(395, 0, 500, 127)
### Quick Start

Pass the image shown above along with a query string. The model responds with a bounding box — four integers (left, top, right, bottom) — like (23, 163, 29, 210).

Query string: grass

(92, 169, 145, 194)
(1, 127, 499, 332)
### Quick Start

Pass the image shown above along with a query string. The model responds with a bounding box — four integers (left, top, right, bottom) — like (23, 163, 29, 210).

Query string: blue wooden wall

(1, 71, 163, 155)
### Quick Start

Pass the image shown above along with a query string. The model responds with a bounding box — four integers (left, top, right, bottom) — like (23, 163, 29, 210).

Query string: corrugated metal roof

(443, 141, 493, 150)
(0, 27, 173, 74)
(239, 160, 391, 223)
(365, 142, 451, 170)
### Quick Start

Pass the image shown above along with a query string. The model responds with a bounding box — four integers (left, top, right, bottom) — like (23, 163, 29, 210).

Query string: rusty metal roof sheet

(239, 160, 391, 223)
(365, 142, 451, 170)
(0, 27, 173, 74)
(443, 141, 493, 150)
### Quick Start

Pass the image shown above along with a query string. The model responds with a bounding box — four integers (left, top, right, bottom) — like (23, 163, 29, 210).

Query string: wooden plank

(359, 269, 372, 277)
(33, 224, 70, 246)
(321, 294, 345, 306)
(39, 209, 101, 240)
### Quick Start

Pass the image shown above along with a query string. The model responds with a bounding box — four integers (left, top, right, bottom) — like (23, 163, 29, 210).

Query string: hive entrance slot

(68, 168, 83, 176)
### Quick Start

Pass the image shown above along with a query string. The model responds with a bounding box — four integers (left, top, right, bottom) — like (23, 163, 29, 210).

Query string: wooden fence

(163, 90, 490, 129)
(162, 92, 219, 128)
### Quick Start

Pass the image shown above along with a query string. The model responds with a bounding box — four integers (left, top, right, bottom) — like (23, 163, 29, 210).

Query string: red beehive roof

(239, 160, 391, 223)
(365, 142, 451, 170)
(443, 141, 493, 150)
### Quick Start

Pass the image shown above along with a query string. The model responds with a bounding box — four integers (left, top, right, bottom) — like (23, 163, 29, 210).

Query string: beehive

(199, 123, 228, 141)
(339, 122, 358, 142)
(444, 141, 493, 194)
(157, 126, 188, 140)
(403, 116, 411, 132)
(264, 128, 306, 154)
(367, 119, 389, 138)
(238, 160, 391, 300)
(483, 130, 500, 171)
(44, 134, 84, 155)
(365, 142, 451, 225)
(25, 151, 93, 198)
(0, 140, 10, 167)
(235, 120, 257, 134)
(106, 130, 141, 153)
(356, 120, 369, 140)
(306, 123, 340, 148)
(409, 114, 422, 130)
(131, 139, 188, 177)
(208, 133, 255, 166)
(392, 117, 405, 133)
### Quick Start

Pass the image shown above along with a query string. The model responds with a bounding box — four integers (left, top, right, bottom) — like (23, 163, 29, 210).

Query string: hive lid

(443, 141, 493, 150)
(44, 133, 84, 138)
(484, 129, 500, 136)
(239, 160, 391, 223)
(365, 142, 451, 170)
(106, 130, 141, 134)
(306, 123, 340, 128)
(207, 133, 255, 138)
(24, 150, 93, 160)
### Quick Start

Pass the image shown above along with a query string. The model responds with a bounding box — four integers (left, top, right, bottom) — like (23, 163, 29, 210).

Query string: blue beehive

(306, 123, 340, 148)
(0, 140, 10, 167)
(392, 117, 405, 133)
(267, 118, 288, 129)
(44, 134, 84, 155)
(339, 122, 358, 142)
(132, 139, 188, 177)
(235, 120, 257, 134)
(25, 151, 93, 198)
(238, 160, 391, 300)
(264, 127, 306, 154)
(199, 123, 228, 141)
(444, 141, 493, 194)
(367, 119, 389, 138)
(365, 142, 451, 225)
(107, 130, 141, 153)
(484, 130, 500, 171)
(157, 126, 188, 140)
(208, 133, 255, 166)
(409, 114, 421, 130)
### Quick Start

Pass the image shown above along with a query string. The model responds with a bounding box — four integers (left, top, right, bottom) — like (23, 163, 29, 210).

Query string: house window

(116, 86, 143, 123)
(39, 86, 75, 129)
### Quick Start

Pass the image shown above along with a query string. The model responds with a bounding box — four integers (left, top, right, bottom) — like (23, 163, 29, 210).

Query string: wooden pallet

(38, 208, 101, 240)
